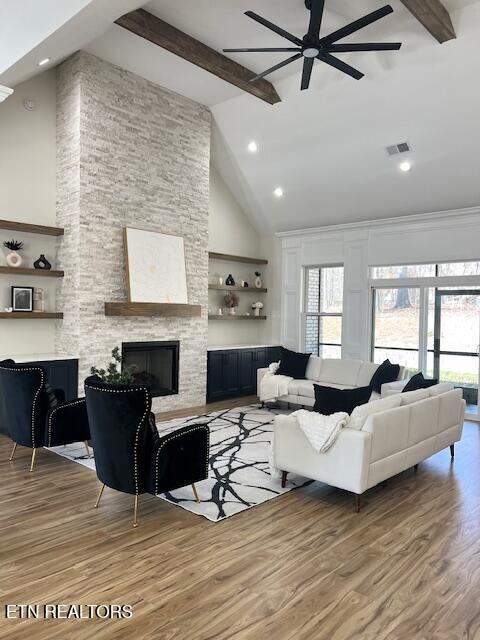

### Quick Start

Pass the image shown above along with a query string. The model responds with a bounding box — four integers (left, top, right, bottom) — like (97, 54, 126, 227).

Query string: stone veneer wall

(56, 52, 211, 411)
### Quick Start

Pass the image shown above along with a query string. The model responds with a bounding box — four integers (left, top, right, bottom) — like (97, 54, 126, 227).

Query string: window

(305, 266, 344, 357)
(371, 260, 480, 280)
(372, 287, 421, 374)
(371, 264, 436, 279)
(370, 262, 480, 420)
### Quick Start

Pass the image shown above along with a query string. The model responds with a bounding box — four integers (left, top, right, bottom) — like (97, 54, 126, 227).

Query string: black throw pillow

(403, 372, 438, 393)
(370, 359, 401, 393)
(45, 383, 59, 409)
(313, 384, 372, 416)
(277, 347, 311, 379)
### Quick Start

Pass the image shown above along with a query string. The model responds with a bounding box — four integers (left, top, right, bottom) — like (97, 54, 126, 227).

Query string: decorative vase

(6, 251, 23, 268)
(225, 274, 235, 286)
(229, 308, 236, 315)
(254, 275, 262, 288)
(254, 307, 260, 316)
(33, 254, 52, 270)
(33, 288, 45, 312)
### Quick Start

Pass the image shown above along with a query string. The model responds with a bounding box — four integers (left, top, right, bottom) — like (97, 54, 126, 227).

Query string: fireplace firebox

(122, 341, 179, 398)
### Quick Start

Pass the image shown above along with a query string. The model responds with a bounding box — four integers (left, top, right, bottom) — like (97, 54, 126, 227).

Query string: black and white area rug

(48, 404, 311, 522)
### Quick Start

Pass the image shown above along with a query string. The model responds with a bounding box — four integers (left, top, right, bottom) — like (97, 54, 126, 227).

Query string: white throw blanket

(259, 362, 293, 402)
(291, 409, 350, 453)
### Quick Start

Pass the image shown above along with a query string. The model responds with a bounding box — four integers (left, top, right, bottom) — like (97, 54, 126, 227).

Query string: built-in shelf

(0, 266, 64, 278)
(0, 312, 63, 320)
(208, 252, 268, 265)
(0, 219, 64, 237)
(208, 314, 267, 321)
(208, 284, 267, 293)
(105, 302, 202, 318)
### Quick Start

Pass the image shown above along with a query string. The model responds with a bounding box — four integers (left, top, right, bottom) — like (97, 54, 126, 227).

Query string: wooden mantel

(105, 302, 201, 318)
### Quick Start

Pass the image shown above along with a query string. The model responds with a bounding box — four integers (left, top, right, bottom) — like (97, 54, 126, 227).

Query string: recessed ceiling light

(247, 141, 258, 153)
(399, 161, 411, 172)
(274, 187, 284, 198)
(38, 58, 51, 67)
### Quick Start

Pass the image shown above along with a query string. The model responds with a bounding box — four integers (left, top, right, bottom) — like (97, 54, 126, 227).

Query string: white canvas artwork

(124, 228, 188, 304)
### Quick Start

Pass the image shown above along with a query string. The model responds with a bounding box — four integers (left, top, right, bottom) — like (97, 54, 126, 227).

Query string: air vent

(386, 142, 411, 156)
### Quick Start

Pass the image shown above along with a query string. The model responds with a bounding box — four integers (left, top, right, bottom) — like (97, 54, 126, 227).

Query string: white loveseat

(257, 357, 407, 407)
(273, 384, 465, 511)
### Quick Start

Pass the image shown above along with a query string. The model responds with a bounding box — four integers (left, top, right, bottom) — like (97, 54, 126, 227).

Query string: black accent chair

(84, 376, 210, 528)
(0, 360, 90, 471)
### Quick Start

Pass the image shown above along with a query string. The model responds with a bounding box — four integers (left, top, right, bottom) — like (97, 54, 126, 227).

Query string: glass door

(434, 290, 480, 421)
(371, 287, 422, 375)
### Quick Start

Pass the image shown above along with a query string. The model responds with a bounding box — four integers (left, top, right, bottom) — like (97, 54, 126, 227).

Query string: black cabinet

(207, 346, 281, 403)
(24, 359, 78, 401)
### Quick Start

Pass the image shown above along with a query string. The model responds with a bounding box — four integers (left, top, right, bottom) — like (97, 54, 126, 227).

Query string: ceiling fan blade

(318, 52, 364, 80)
(245, 11, 303, 46)
(307, 0, 326, 39)
(301, 57, 315, 90)
(320, 5, 394, 44)
(328, 42, 402, 52)
(223, 47, 301, 53)
(249, 53, 303, 82)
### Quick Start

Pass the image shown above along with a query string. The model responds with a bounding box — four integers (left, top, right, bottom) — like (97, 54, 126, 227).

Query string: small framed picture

(11, 286, 34, 312)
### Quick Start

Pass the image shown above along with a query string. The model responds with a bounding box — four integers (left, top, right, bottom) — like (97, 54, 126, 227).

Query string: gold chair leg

(133, 495, 139, 528)
(29, 448, 36, 473)
(9, 442, 17, 461)
(94, 483, 105, 508)
(192, 483, 200, 504)
(84, 441, 91, 458)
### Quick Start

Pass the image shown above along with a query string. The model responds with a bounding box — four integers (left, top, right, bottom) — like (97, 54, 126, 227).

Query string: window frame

(303, 264, 344, 358)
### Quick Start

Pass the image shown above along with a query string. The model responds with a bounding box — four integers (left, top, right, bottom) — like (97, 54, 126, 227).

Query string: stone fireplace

(55, 51, 211, 411)
(122, 341, 179, 398)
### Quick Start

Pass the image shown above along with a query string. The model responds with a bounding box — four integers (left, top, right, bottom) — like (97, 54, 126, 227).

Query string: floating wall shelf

(208, 252, 268, 265)
(105, 302, 202, 318)
(208, 284, 267, 293)
(0, 219, 64, 237)
(0, 266, 64, 278)
(0, 312, 63, 320)
(208, 314, 267, 321)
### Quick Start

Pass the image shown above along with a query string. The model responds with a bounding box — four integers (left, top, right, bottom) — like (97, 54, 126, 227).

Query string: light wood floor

(1, 408, 480, 639)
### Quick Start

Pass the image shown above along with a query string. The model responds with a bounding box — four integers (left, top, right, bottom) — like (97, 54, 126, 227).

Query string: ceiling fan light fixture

(303, 47, 320, 58)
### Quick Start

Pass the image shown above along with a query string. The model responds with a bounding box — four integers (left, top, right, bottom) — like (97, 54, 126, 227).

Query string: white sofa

(257, 357, 407, 407)
(273, 384, 465, 511)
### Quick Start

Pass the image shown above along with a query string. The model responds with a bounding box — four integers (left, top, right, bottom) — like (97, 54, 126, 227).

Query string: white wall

(208, 166, 279, 347)
(0, 70, 58, 356)
(278, 207, 480, 361)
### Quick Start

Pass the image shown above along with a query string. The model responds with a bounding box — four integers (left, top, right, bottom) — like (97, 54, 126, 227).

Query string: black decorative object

(11, 286, 34, 312)
(224, 1, 401, 91)
(33, 254, 52, 270)
(313, 384, 372, 416)
(225, 274, 236, 286)
(3, 239, 24, 251)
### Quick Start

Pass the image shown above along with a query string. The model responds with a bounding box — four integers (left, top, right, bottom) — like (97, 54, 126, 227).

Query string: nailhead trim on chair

(85, 384, 150, 496)
(154, 424, 210, 495)
(47, 398, 86, 447)
(0, 366, 44, 448)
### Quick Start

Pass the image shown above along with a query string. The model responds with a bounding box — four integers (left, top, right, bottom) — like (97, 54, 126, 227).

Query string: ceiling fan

(223, 0, 402, 91)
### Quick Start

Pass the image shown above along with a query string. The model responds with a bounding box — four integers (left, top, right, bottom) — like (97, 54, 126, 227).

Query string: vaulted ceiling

(1, 0, 480, 232)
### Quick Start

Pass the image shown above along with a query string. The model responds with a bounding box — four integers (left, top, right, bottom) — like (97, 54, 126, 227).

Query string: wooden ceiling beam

(115, 9, 281, 105)
(400, 0, 456, 44)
